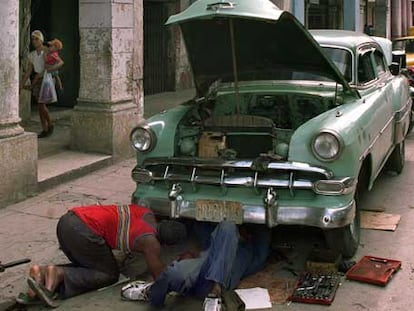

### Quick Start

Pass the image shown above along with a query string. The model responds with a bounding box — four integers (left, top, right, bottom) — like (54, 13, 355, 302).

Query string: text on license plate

(195, 200, 243, 224)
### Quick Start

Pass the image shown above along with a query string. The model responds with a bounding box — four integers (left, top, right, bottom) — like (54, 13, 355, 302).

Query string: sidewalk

(0, 159, 134, 300)
(0, 89, 196, 309)
(21, 88, 195, 195)
(0, 158, 191, 310)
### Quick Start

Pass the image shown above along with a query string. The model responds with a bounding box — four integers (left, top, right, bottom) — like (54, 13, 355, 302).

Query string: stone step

(38, 151, 112, 191)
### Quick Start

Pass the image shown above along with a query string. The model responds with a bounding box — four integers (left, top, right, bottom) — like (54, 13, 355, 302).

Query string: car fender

(389, 75, 411, 144)
(288, 99, 377, 182)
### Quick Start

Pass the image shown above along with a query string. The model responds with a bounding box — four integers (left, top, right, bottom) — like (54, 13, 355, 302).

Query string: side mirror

(389, 62, 401, 75)
(392, 51, 407, 69)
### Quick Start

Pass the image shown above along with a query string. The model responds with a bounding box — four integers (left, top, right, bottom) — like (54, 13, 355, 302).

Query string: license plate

(195, 200, 243, 224)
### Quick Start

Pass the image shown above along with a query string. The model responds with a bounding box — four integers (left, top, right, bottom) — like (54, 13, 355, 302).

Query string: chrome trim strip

(313, 177, 356, 195)
(359, 115, 394, 161)
(395, 98, 412, 116)
(136, 197, 356, 229)
(395, 107, 411, 143)
(143, 158, 333, 179)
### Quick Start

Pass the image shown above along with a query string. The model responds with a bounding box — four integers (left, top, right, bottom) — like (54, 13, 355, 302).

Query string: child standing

(45, 39, 64, 93)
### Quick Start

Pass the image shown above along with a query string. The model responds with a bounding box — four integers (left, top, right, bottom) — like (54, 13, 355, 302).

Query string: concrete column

(386, 0, 391, 39)
(18, 0, 31, 121)
(391, 0, 402, 38)
(343, 0, 361, 31)
(407, 0, 412, 30)
(71, 0, 142, 160)
(0, 0, 37, 208)
(291, 0, 305, 25)
(402, 0, 407, 36)
(374, 0, 388, 37)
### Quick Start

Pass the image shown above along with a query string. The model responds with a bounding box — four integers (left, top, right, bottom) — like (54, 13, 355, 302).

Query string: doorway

(143, 1, 175, 95)
(30, 0, 80, 107)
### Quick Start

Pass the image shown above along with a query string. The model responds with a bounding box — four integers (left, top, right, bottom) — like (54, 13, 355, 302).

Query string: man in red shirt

(19, 204, 186, 307)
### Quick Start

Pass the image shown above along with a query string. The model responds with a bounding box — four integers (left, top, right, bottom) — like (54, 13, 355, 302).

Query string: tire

(324, 166, 367, 258)
(386, 140, 405, 174)
(324, 200, 360, 258)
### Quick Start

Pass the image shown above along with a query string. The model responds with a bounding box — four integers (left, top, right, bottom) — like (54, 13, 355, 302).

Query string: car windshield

(393, 39, 414, 53)
(321, 47, 352, 82)
(215, 47, 352, 85)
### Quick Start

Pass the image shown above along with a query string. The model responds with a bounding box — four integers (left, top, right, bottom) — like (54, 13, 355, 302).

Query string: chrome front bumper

(135, 195, 356, 229)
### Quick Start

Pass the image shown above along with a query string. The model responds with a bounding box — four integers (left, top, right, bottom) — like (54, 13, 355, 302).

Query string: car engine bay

(175, 92, 335, 160)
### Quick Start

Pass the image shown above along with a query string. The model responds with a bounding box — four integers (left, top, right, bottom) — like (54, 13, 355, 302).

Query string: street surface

(1, 132, 414, 311)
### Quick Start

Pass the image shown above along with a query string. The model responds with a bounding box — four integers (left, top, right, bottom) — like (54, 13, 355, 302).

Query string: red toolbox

(346, 256, 401, 286)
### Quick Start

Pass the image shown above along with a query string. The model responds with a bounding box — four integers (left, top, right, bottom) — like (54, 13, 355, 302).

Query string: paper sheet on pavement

(235, 287, 272, 310)
(361, 211, 401, 231)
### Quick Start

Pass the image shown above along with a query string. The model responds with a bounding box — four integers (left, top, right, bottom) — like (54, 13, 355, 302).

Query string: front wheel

(324, 165, 367, 258)
(324, 201, 360, 258)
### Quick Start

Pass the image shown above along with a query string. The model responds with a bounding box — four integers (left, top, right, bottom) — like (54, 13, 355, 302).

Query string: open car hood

(166, 0, 354, 97)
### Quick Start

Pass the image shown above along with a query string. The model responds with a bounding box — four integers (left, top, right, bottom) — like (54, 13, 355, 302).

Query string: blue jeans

(150, 221, 271, 307)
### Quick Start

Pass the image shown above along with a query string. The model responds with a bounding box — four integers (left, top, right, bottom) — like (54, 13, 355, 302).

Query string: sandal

(27, 277, 60, 308)
(15, 292, 43, 306)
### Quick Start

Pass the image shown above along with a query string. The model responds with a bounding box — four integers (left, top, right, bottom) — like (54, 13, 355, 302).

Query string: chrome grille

(132, 158, 333, 193)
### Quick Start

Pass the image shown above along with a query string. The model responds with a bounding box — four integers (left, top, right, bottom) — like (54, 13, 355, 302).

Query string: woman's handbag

(38, 71, 57, 104)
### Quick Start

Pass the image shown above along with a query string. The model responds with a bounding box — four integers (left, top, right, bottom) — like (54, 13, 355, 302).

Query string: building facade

(277, 0, 413, 39)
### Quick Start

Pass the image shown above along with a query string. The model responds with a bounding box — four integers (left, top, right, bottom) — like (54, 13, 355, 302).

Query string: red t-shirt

(46, 51, 59, 65)
(71, 204, 157, 253)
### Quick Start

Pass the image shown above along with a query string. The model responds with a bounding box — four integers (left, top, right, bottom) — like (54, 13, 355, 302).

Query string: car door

(357, 47, 394, 176)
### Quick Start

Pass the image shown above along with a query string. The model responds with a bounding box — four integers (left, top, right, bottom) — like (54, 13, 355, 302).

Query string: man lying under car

(121, 221, 271, 311)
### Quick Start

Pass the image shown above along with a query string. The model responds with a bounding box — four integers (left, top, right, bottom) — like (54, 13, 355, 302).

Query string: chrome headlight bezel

(312, 130, 343, 162)
(130, 125, 156, 152)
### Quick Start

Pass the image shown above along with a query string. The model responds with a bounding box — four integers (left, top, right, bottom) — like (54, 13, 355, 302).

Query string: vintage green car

(130, 0, 411, 257)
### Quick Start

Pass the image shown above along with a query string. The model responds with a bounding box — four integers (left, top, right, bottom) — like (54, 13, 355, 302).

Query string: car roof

(310, 29, 376, 49)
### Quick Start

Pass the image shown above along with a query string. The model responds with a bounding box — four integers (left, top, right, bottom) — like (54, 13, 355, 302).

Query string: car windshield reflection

(321, 47, 353, 82)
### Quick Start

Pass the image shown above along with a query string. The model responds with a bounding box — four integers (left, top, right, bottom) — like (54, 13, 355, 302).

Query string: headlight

(312, 131, 342, 161)
(130, 126, 155, 152)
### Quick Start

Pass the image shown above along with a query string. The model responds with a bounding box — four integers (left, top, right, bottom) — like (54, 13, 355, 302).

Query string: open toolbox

(346, 256, 401, 286)
(289, 271, 342, 305)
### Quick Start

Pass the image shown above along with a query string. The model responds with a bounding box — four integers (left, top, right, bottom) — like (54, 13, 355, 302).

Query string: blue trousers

(150, 221, 271, 307)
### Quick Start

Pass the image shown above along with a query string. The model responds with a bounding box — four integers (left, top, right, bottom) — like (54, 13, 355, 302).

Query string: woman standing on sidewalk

(20, 30, 63, 138)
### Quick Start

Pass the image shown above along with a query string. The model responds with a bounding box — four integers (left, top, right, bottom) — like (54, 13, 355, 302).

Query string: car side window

(358, 51, 375, 84)
(373, 51, 386, 76)
(406, 39, 414, 53)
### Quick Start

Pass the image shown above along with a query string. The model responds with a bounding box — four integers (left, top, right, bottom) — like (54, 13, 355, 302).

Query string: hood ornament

(206, 1, 235, 11)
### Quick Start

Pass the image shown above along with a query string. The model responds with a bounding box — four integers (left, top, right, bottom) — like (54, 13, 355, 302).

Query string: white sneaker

(120, 280, 153, 301)
(203, 295, 222, 311)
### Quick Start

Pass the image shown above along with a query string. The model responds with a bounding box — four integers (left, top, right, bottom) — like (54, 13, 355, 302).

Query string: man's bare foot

(27, 277, 60, 308)
(28, 265, 46, 298)
(44, 265, 64, 293)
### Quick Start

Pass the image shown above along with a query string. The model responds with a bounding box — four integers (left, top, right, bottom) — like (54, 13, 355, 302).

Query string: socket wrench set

(290, 271, 342, 305)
